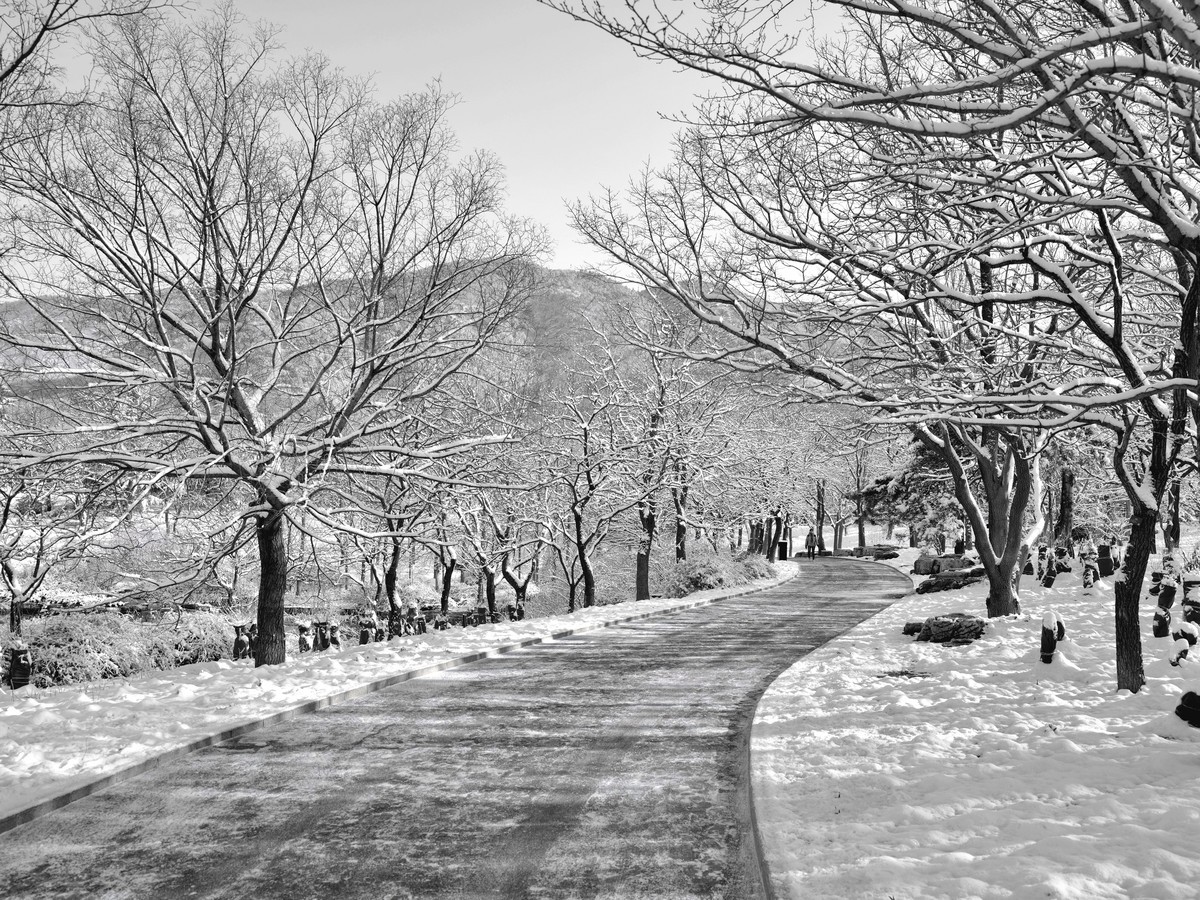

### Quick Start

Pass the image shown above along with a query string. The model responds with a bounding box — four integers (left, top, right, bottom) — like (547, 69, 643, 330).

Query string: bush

(663, 554, 778, 598)
(665, 558, 730, 596)
(26, 612, 153, 687)
(19, 609, 233, 688)
(734, 552, 776, 580)
(157, 612, 230, 666)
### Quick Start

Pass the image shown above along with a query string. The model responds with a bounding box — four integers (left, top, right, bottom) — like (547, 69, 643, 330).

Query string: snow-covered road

(0, 559, 907, 900)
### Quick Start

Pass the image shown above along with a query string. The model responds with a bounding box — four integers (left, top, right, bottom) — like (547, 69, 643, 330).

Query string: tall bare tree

(0, 8, 544, 664)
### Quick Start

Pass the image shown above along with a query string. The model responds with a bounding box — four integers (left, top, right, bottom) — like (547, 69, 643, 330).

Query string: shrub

(156, 612, 230, 666)
(733, 552, 776, 580)
(663, 553, 778, 598)
(20, 609, 234, 688)
(26, 612, 153, 687)
(665, 558, 731, 596)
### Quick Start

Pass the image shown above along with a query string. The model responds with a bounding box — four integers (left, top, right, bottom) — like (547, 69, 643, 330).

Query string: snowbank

(753, 550, 1200, 900)
(0, 565, 795, 825)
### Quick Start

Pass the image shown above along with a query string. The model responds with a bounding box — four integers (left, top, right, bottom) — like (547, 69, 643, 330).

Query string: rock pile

(916, 566, 986, 593)
(902, 612, 987, 644)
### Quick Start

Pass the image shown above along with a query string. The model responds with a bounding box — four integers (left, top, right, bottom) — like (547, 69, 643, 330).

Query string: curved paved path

(0, 559, 910, 900)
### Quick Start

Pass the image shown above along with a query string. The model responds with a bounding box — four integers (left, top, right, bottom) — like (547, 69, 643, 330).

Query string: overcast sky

(232, 0, 712, 270)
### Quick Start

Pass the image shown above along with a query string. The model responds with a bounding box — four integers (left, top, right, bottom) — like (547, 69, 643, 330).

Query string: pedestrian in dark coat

(805, 528, 817, 560)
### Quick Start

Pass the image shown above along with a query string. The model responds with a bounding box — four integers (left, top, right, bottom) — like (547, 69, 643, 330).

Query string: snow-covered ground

(0, 569, 794, 824)
(754, 549, 1200, 900)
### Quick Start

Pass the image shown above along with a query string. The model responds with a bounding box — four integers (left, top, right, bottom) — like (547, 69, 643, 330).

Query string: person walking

(805, 527, 817, 560)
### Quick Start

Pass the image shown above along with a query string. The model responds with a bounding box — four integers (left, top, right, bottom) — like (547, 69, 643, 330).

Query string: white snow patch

(753, 549, 1200, 899)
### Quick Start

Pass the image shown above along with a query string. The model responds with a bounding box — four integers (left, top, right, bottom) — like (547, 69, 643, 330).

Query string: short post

(1176, 691, 1200, 728)
(1154, 582, 1178, 638)
(1040, 610, 1066, 663)
(3, 644, 32, 690)
(232, 624, 251, 660)
(1169, 637, 1190, 667)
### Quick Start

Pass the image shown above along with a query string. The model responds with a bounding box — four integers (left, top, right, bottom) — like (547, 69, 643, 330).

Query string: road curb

(746, 557, 913, 899)
(1, 565, 799, 836)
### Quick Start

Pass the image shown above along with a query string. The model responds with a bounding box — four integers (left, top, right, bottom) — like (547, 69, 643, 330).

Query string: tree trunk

(254, 510, 288, 667)
(439, 557, 456, 614)
(1055, 469, 1076, 554)
(572, 506, 597, 608)
(636, 500, 656, 601)
(501, 557, 532, 610)
(485, 569, 497, 617)
(672, 486, 688, 561)
(926, 425, 1028, 618)
(816, 481, 827, 551)
(581, 563, 596, 608)
(1114, 510, 1153, 692)
(1166, 481, 1181, 550)
(764, 514, 779, 562)
(384, 537, 402, 637)
(6, 585, 24, 637)
(635, 548, 651, 601)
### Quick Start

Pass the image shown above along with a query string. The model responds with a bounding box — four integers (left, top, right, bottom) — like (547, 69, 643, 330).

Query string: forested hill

(508, 267, 648, 400)
(0, 268, 645, 406)
(520, 267, 642, 357)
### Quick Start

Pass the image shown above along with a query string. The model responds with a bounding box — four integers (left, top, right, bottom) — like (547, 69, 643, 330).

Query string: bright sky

(232, 0, 711, 270)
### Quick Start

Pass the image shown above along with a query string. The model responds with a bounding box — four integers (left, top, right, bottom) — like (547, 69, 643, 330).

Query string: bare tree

(0, 9, 544, 664)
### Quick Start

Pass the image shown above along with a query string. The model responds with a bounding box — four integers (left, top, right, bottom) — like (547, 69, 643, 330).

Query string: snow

(0, 571, 793, 823)
(752, 549, 1200, 900)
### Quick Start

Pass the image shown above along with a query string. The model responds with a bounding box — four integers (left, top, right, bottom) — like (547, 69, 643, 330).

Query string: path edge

(746, 557, 914, 900)
(1, 563, 800, 836)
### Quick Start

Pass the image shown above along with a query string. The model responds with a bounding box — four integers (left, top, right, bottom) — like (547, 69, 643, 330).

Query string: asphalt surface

(0, 559, 910, 900)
